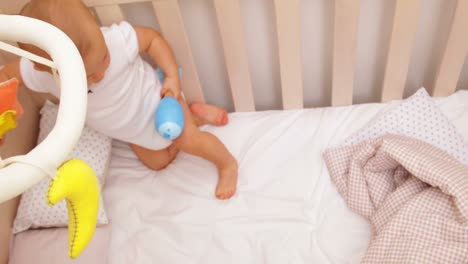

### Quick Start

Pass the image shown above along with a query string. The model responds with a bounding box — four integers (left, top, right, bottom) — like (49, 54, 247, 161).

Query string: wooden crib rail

(381, 0, 420, 102)
(213, 0, 255, 112)
(331, 0, 360, 106)
(433, 0, 468, 97)
(274, 0, 303, 110)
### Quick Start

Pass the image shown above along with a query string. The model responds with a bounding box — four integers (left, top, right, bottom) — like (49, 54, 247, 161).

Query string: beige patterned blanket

(323, 134, 468, 263)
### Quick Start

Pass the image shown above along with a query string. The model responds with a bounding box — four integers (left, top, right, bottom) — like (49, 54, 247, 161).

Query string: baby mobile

(0, 15, 100, 259)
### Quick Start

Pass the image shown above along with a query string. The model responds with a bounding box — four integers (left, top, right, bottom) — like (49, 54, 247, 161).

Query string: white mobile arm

(0, 15, 87, 202)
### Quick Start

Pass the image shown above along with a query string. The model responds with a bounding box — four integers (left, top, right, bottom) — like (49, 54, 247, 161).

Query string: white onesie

(20, 22, 171, 150)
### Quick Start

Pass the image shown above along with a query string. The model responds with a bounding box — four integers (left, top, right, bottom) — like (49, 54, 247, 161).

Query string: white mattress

(104, 90, 468, 264)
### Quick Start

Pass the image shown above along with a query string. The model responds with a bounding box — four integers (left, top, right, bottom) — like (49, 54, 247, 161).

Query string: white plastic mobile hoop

(0, 15, 88, 203)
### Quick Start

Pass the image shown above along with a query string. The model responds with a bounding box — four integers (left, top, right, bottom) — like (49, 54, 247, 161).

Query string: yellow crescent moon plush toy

(47, 159, 100, 259)
(0, 78, 100, 259)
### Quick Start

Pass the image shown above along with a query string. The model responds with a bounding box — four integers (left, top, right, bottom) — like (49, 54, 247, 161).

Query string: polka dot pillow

(13, 101, 111, 233)
(343, 88, 468, 166)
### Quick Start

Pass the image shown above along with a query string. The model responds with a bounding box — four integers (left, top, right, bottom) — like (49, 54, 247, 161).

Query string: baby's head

(20, 0, 110, 84)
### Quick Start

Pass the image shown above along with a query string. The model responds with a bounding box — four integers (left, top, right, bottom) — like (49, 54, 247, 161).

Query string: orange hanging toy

(0, 78, 23, 145)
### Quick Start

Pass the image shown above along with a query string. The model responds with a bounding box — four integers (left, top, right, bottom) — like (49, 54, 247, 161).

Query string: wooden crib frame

(0, 0, 467, 263)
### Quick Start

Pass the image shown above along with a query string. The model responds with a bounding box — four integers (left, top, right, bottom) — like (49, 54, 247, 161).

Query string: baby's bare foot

(190, 103, 228, 126)
(215, 159, 238, 200)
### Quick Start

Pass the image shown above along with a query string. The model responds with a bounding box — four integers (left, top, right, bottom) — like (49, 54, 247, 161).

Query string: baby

(0, 0, 238, 199)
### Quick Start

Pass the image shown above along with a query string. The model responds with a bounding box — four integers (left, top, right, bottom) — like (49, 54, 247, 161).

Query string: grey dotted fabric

(344, 88, 468, 166)
(13, 101, 111, 233)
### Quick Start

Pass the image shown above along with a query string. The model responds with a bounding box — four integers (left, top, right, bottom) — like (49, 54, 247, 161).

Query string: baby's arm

(0, 59, 22, 85)
(133, 26, 181, 98)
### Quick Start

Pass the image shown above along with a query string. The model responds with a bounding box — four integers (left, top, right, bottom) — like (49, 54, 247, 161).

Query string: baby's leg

(173, 99, 238, 199)
(129, 103, 228, 171)
(130, 144, 179, 171)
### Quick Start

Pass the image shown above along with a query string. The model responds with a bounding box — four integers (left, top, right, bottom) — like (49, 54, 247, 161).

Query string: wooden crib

(0, 0, 467, 263)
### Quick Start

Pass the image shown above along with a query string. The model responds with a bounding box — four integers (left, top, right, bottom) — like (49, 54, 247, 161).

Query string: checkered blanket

(323, 134, 468, 263)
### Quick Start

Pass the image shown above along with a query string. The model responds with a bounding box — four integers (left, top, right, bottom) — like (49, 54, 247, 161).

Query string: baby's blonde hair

(20, 0, 99, 57)
(19, 0, 108, 76)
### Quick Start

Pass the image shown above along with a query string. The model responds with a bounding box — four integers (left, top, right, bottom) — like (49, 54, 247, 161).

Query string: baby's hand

(161, 76, 181, 99)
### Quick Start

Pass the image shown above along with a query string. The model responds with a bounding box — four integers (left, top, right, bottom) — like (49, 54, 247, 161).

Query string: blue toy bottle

(154, 68, 184, 140)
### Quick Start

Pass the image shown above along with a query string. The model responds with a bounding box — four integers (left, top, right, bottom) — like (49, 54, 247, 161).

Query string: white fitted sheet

(103, 90, 468, 264)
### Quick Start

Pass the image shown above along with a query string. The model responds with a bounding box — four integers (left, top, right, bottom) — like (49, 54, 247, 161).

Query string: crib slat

(213, 0, 255, 112)
(274, 0, 303, 110)
(152, 0, 205, 103)
(332, 0, 360, 106)
(381, 0, 420, 102)
(94, 5, 125, 26)
(433, 0, 468, 97)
